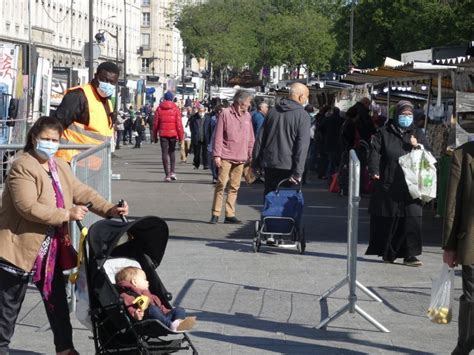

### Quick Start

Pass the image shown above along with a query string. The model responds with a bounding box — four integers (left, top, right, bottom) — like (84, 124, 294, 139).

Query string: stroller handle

(117, 199, 128, 223)
(75, 202, 93, 231)
(276, 178, 302, 193)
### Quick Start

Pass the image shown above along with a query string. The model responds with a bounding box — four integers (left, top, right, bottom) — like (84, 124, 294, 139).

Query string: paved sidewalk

(10, 143, 459, 354)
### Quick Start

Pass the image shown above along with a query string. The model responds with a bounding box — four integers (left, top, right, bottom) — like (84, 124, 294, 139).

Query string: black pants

(116, 130, 124, 149)
(192, 142, 208, 169)
(0, 268, 73, 353)
(263, 168, 293, 196)
(123, 126, 133, 143)
(160, 137, 177, 176)
(366, 215, 422, 261)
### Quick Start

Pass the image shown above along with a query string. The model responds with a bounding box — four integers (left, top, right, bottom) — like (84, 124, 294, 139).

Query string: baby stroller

(253, 178, 305, 254)
(78, 215, 198, 354)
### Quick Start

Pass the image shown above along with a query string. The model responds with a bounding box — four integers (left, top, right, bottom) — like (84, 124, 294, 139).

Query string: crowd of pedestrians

(2, 65, 470, 353)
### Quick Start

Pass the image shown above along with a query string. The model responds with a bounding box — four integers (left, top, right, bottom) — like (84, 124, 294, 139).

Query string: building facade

(0, 0, 141, 76)
(139, 0, 203, 86)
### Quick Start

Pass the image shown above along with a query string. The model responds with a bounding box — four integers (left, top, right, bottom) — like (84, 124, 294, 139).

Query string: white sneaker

(170, 174, 177, 181)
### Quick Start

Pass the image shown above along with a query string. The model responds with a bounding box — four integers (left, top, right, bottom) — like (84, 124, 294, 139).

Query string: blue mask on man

(398, 114, 413, 128)
(97, 81, 115, 98)
(35, 140, 59, 160)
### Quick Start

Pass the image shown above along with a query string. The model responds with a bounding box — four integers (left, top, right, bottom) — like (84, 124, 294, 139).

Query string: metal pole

(387, 81, 391, 115)
(88, 0, 94, 81)
(424, 79, 433, 130)
(316, 149, 389, 333)
(27, 0, 32, 126)
(182, 50, 186, 100)
(348, 0, 354, 67)
(122, 0, 127, 110)
(114, 26, 119, 114)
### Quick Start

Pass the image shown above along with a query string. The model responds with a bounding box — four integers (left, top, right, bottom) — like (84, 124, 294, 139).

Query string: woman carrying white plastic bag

(366, 100, 431, 267)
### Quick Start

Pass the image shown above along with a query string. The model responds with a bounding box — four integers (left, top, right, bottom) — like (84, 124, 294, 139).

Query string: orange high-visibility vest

(56, 83, 113, 167)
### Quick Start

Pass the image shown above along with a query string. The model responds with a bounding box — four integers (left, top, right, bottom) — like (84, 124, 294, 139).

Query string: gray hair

(257, 101, 268, 110)
(233, 90, 253, 104)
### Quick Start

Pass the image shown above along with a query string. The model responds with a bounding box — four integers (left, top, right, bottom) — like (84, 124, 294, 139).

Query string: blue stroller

(253, 178, 306, 254)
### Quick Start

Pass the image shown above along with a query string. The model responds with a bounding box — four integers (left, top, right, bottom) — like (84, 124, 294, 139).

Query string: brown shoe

(176, 316, 197, 332)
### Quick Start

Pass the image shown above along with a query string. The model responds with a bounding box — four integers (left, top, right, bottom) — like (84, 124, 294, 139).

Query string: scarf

(32, 158, 67, 307)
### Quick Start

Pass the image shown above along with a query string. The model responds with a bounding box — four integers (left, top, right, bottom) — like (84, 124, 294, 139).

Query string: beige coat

(0, 152, 115, 272)
(442, 141, 474, 265)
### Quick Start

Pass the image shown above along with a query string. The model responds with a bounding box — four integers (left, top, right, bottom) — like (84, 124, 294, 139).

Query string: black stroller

(253, 178, 305, 254)
(79, 215, 198, 354)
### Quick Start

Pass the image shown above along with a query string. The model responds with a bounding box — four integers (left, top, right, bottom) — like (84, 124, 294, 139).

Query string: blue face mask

(398, 114, 413, 128)
(35, 139, 59, 160)
(97, 81, 115, 98)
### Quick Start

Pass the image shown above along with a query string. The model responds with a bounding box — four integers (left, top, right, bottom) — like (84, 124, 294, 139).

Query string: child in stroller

(116, 266, 196, 331)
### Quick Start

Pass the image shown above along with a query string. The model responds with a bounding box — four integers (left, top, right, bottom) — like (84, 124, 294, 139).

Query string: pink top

(213, 105, 255, 162)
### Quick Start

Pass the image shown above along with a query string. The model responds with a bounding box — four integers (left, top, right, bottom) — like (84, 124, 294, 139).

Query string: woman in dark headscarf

(365, 100, 431, 266)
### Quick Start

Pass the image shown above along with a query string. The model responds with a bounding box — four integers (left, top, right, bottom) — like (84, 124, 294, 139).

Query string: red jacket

(116, 280, 171, 318)
(153, 101, 184, 141)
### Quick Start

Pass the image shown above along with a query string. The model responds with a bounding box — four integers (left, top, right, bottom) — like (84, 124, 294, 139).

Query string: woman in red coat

(153, 91, 184, 182)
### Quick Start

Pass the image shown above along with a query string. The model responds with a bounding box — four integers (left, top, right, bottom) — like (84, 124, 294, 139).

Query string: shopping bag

(399, 148, 424, 200)
(242, 163, 257, 184)
(398, 145, 437, 202)
(427, 264, 454, 324)
(419, 149, 437, 203)
(329, 173, 340, 193)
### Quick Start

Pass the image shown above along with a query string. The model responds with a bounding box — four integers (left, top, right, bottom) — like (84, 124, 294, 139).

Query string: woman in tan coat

(0, 116, 129, 355)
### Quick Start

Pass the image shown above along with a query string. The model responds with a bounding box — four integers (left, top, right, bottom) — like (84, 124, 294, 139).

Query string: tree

(332, 0, 474, 69)
(174, 0, 336, 79)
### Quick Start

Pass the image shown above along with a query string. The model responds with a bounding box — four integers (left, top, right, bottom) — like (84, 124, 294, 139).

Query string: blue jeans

(146, 305, 186, 328)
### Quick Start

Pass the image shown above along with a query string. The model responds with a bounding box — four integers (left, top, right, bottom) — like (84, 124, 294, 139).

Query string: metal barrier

(316, 149, 390, 333)
(0, 144, 96, 192)
(68, 141, 112, 312)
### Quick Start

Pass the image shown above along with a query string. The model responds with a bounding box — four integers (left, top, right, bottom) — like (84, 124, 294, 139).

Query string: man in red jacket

(153, 91, 184, 182)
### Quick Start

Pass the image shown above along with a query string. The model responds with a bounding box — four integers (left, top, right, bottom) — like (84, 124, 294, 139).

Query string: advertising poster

(0, 42, 18, 144)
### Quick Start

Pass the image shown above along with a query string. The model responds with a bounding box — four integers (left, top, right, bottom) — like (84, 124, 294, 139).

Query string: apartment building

(0, 0, 141, 75)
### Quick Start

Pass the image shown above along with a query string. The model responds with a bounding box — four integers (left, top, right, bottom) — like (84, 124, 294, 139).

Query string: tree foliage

(173, 0, 336, 75)
(173, 0, 474, 75)
(332, 0, 474, 70)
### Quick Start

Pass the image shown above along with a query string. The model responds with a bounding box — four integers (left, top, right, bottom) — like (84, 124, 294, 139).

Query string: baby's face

(132, 270, 149, 290)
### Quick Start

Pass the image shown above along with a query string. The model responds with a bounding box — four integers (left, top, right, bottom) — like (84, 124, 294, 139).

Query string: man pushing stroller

(115, 267, 197, 332)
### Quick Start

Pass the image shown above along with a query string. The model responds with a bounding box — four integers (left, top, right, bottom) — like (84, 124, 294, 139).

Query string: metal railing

(316, 149, 389, 333)
(68, 141, 112, 312)
(0, 144, 97, 192)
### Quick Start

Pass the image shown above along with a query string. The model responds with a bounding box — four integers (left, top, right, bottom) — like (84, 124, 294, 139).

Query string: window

(142, 12, 150, 26)
(141, 33, 150, 49)
(141, 58, 150, 72)
(142, 0, 150, 5)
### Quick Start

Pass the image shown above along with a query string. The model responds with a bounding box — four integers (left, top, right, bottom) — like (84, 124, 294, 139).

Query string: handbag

(57, 233, 78, 271)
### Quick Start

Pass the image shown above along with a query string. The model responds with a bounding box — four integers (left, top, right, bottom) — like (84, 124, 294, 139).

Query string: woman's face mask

(398, 114, 413, 128)
(35, 139, 59, 160)
(97, 81, 115, 98)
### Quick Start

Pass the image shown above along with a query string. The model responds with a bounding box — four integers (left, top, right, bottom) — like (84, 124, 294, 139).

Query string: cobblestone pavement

(10, 143, 458, 354)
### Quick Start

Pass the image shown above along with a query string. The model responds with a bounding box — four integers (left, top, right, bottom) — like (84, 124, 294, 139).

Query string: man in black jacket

(252, 83, 311, 195)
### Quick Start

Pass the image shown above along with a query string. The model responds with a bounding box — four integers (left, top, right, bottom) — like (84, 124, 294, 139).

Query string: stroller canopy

(86, 216, 169, 268)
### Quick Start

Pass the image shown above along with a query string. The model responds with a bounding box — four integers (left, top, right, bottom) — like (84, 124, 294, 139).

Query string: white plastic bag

(399, 149, 423, 199)
(75, 264, 93, 330)
(419, 149, 437, 202)
(427, 264, 454, 324)
(398, 145, 437, 202)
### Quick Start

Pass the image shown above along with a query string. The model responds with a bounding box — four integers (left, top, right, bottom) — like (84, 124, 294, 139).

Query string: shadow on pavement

(172, 279, 432, 355)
